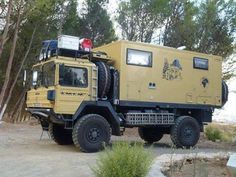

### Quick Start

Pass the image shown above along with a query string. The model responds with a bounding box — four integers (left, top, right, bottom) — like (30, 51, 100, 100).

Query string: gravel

(0, 122, 235, 177)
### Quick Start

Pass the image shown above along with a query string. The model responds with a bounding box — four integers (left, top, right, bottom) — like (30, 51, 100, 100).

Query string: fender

(72, 101, 121, 135)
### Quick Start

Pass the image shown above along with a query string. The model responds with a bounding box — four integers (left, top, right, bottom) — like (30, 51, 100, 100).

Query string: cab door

(54, 64, 91, 114)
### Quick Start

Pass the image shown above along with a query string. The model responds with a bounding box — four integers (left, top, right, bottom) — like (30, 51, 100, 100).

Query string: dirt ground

(0, 121, 235, 177)
(163, 158, 229, 177)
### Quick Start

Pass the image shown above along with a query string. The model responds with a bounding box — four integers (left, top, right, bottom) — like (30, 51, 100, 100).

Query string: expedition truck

(26, 35, 228, 153)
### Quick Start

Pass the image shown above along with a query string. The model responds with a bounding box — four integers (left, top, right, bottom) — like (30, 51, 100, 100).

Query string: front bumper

(26, 108, 64, 124)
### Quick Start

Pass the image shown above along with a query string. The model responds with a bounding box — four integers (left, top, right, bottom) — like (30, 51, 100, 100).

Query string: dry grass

(164, 157, 229, 177)
(204, 123, 236, 143)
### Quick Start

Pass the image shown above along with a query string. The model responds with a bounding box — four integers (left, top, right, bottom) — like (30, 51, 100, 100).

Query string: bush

(93, 142, 153, 177)
(205, 126, 222, 142)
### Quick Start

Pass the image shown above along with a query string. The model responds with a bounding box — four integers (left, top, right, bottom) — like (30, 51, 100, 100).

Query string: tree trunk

(0, 0, 13, 59)
(0, 7, 21, 110)
(9, 89, 26, 122)
(14, 91, 26, 123)
(0, 27, 36, 121)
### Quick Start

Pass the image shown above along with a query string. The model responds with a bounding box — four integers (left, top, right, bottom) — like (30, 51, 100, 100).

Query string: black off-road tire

(170, 116, 200, 148)
(72, 114, 111, 153)
(49, 123, 73, 145)
(95, 61, 111, 98)
(138, 127, 164, 144)
(222, 80, 228, 106)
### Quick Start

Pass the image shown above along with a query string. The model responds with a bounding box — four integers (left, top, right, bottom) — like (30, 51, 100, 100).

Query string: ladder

(91, 66, 98, 101)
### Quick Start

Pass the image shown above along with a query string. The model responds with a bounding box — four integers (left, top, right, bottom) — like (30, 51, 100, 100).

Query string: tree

(1, 27, 36, 121)
(163, 0, 197, 50)
(163, 0, 236, 57)
(0, 0, 70, 121)
(0, 0, 23, 111)
(0, 0, 13, 59)
(80, 0, 117, 47)
(195, 0, 236, 57)
(61, 0, 80, 36)
(116, 0, 168, 42)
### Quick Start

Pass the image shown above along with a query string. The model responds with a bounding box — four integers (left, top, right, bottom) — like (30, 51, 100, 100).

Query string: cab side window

(59, 65, 88, 87)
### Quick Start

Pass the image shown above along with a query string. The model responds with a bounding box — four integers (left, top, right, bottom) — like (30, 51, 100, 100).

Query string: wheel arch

(73, 101, 121, 136)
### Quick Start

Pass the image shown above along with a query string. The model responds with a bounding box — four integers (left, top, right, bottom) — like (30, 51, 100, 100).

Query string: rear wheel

(138, 127, 164, 144)
(72, 114, 111, 153)
(170, 116, 200, 148)
(49, 123, 73, 145)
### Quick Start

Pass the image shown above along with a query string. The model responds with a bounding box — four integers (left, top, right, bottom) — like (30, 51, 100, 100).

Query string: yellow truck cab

(26, 35, 228, 152)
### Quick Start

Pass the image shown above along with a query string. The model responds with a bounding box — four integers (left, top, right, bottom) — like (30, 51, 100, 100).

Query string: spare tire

(95, 61, 111, 98)
(222, 80, 228, 106)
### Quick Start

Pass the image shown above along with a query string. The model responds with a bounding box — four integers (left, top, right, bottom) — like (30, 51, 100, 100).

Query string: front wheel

(72, 114, 111, 153)
(170, 116, 200, 148)
(49, 123, 73, 145)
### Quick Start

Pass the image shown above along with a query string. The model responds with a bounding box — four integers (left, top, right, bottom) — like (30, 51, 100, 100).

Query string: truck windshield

(32, 62, 55, 87)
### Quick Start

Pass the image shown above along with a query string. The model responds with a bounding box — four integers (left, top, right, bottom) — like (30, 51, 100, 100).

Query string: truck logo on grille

(61, 92, 85, 96)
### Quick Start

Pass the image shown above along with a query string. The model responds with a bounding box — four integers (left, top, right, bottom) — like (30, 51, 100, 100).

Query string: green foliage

(205, 126, 222, 142)
(117, 0, 168, 42)
(80, 0, 117, 47)
(1, 0, 236, 117)
(163, 0, 198, 50)
(195, 0, 236, 57)
(223, 72, 236, 80)
(62, 0, 80, 36)
(0, 0, 69, 113)
(93, 142, 153, 177)
(205, 125, 236, 143)
(164, 0, 236, 57)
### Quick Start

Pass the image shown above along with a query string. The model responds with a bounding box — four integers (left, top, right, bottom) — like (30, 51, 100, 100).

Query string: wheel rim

(183, 127, 193, 138)
(182, 125, 195, 144)
(86, 127, 102, 143)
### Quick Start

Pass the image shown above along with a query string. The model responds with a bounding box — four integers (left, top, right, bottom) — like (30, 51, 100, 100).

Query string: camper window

(193, 57, 208, 70)
(127, 49, 152, 67)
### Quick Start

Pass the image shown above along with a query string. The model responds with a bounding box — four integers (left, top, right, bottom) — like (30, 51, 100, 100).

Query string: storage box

(58, 35, 79, 51)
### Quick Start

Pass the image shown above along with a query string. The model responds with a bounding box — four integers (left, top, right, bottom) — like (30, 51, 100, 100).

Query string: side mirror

(32, 71, 38, 86)
(23, 70, 27, 87)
